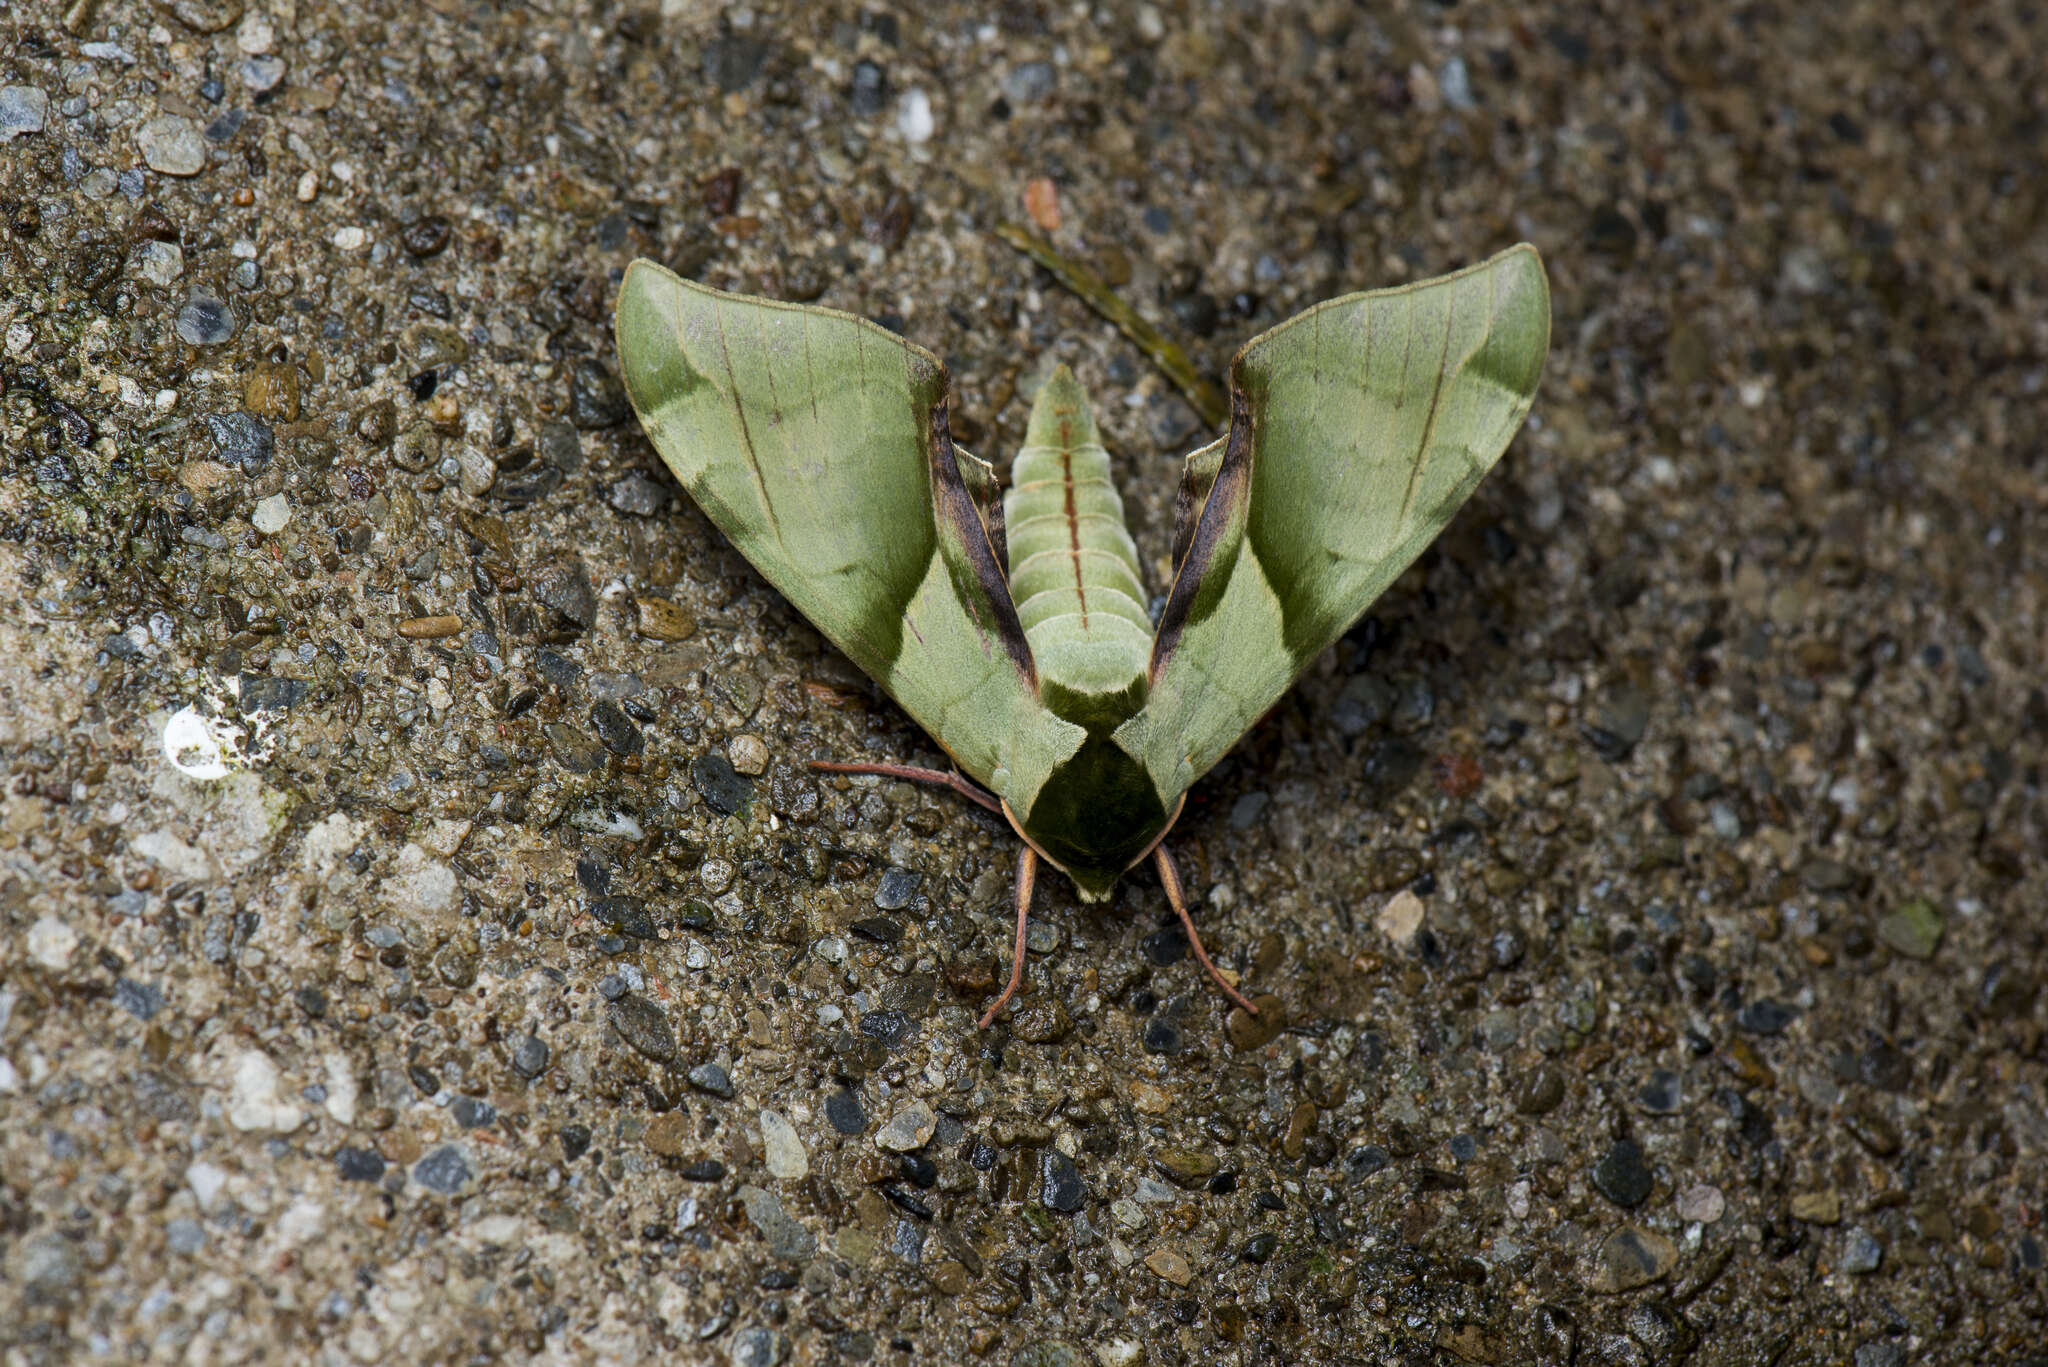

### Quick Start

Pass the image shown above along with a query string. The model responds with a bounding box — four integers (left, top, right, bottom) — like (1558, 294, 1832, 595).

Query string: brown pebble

(242, 361, 300, 421)
(178, 459, 235, 495)
(1010, 996, 1073, 1044)
(1152, 1147, 1219, 1188)
(1144, 1247, 1193, 1286)
(397, 614, 463, 639)
(642, 1113, 691, 1158)
(634, 596, 697, 641)
(1719, 1038, 1777, 1090)
(925, 1260, 970, 1296)
(1127, 1080, 1173, 1115)
(1282, 1100, 1318, 1159)
(1225, 994, 1285, 1050)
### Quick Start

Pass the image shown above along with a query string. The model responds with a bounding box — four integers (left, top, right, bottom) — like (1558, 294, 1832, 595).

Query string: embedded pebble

(760, 1109, 808, 1180)
(241, 54, 286, 93)
(607, 995, 676, 1062)
(738, 1184, 816, 1260)
(1143, 1246, 1192, 1285)
(510, 1035, 550, 1078)
(1589, 1227, 1677, 1292)
(1377, 889, 1425, 947)
(28, 915, 77, 969)
(137, 116, 209, 176)
(226, 1050, 302, 1132)
(1591, 1139, 1653, 1208)
(1675, 1183, 1725, 1224)
(1877, 900, 1943, 959)
(176, 296, 238, 346)
(728, 734, 770, 775)
(1840, 1227, 1884, 1274)
(0, 85, 47, 141)
(251, 493, 290, 534)
(412, 1145, 475, 1195)
(876, 1100, 937, 1152)
(133, 241, 184, 288)
(688, 1062, 736, 1099)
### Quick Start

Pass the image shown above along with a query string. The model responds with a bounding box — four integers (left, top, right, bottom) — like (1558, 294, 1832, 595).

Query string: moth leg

(1154, 845, 1261, 1016)
(976, 845, 1038, 1029)
(809, 759, 1002, 815)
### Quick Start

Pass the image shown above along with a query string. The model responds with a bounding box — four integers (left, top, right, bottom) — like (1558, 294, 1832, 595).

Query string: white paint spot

(163, 706, 231, 779)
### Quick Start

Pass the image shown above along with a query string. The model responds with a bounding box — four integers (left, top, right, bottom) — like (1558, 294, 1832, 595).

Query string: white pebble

(896, 88, 934, 144)
(759, 1109, 809, 1180)
(1376, 889, 1425, 947)
(226, 1050, 303, 1133)
(236, 12, 275, 54)
(331, 225, 367, 251)
(252, 493, 291, 535)
(27, 915, 78, 970)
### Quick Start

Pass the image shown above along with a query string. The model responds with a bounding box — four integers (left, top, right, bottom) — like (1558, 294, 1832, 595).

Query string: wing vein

(1397, 287, 1458, 532)
(712, 300, 785, 555)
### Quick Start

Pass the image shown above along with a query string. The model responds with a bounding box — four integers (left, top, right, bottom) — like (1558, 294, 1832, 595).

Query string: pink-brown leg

(977, 845, 1038, 1029)
(809, 759, 1002, 814)
(1154, 845, 1260, 1016)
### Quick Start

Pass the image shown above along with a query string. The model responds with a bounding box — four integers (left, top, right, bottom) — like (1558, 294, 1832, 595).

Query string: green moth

(614, 245, 1549, 1027)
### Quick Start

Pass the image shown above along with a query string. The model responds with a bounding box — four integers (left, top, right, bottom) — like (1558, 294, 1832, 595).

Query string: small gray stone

(113, 978, 163, 1020)
(1737, 998, 1797, 1035)
(1589, 1227, 1677, 1293)
(533, 558, 598, 628)
(411, 1145, 475, 1195)
(1002, 61, 1056, 103)
(165, 1218, 207, 1254)
(137, 115, 209, 176)
(1635, 1069, 1682, 1114)
(607, 995, 676, 1062)
(1041, 1149, 1086, 1212)
(874, 867, 921, 910)
(567, 358, 630, 429)
(1840, 1226, 1883, 1274)
(1439, 55, 1476, 110)
(688, 1062, 736, 1099)
(605, 473, 669, 516)
(1853, 1343, 1905, 1367)
(691, 753, 754, 815)
(1591, 1139, 1653, 1208)
(729, 1327, 787, 1367)
(0, 86, 47, 142)
(14, 1233, 82, 1301)
(511, 1035, 550, 1078)
(177, 295, 238, 347)
(201, 411, 271, 473)
(876, 1099, 937, 1152)
(240, 54, 286, 93)
(825, 1088, 866, 1135)
(737, 1184, 816, 1260)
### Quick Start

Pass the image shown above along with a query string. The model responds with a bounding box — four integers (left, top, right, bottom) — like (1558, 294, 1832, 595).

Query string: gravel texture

(2, 2, 2045, 1365)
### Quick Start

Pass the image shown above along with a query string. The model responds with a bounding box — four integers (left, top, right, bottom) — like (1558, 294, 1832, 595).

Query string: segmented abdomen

(1004, 382, 1152, 703)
